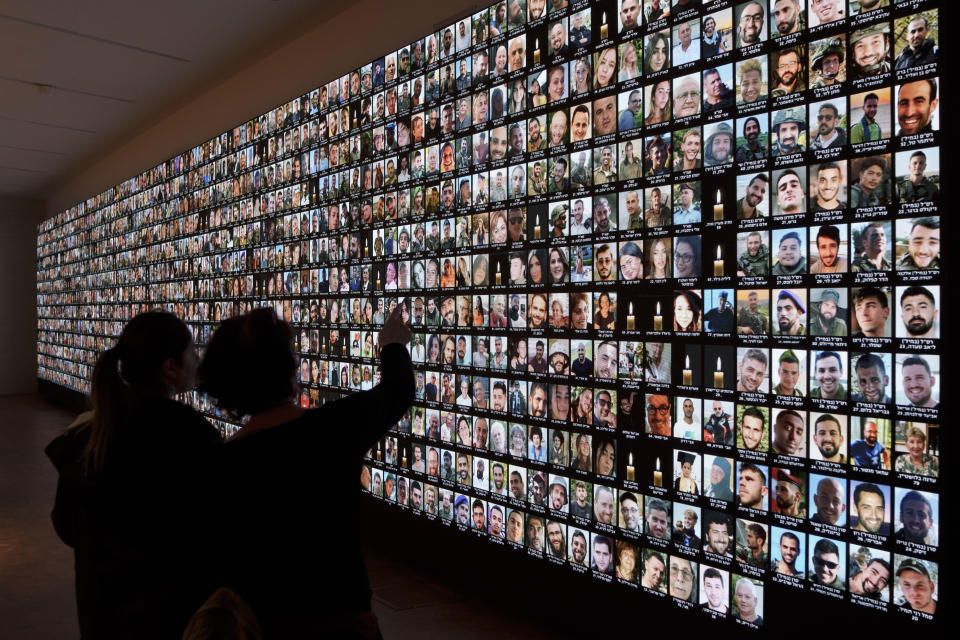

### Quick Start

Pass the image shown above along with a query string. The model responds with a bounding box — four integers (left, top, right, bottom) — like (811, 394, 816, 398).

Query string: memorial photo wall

(37, 0, 942, 627)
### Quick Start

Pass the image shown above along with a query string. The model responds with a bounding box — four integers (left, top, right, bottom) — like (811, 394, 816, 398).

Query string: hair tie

(110, 345, 131, 386)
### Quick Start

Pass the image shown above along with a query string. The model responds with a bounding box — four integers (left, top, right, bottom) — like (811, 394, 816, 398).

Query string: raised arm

(329, 301, 414, 456)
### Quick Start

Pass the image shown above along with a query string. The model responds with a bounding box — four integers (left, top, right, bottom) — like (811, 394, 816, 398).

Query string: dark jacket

(217, 343, 414, 637)
(894, 38, 937, 70)
(46, 397, 222, 639)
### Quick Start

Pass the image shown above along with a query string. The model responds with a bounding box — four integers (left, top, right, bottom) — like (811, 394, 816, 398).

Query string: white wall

(1, 197, 45, 394)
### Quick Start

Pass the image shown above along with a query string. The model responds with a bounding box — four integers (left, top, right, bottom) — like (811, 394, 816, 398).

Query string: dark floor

(0, 393, 554, 639)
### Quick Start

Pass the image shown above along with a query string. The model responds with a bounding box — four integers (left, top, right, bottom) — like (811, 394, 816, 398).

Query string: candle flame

(535, 38, 539, 48)
(685, 354, 690, 368)
(716, 189, 721, 204)
(629, 452, 633, 465)
(656, 301, 661, 314)
(602, 12, 606, 23)
(656, 457, 661, 471)
(716, 245, 722, 260)
(716, 357, 722, 371)
(628, 302, 633, 314)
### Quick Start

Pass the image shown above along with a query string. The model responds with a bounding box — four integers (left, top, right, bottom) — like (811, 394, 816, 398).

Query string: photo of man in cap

(548, 475, 569, 513)
(704, 122, 734, 166)
(704, 292, 735, 333)
(850, 24, 890, 80)
(810, 289, 846, 336)
(773, 468, 806, 518)
(895, 557, 937, 614)
(644, 136, 669, 176)
(810, 37, 844, 88)
(774, 290, 805, 335)
(771, 107, 805, 157)
(673, 183, 701, 224)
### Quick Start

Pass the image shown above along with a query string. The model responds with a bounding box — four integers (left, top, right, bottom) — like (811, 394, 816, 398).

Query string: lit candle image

(495, 263, 502, 285)
(627, 453, 635, 482)
(626, 302, 635, 330)
(402, 454, 407, 468)
(534, 224, 541, 239)
(713, 190, 723, 221)
(376, 444, 382, 461)
(653, 301, 662, 331)
(533, 38, 541, 64)
(653, 458, 662, 487)
(364, 245, 369, 257)
(714, 245, 723, 277)
(683, 355, 692, 386)
(600, 13, 609, 40)
(713, 357, 724, 389)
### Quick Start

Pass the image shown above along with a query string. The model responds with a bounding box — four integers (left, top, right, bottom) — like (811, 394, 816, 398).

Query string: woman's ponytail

(80, 311, 192, 476)
(83, 346, 129, 476)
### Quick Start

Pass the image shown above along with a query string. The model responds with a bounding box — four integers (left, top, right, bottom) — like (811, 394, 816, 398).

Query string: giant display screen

(37, 0, 942, 626)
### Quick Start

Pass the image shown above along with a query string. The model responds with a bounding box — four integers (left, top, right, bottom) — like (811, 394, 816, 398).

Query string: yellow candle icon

(533, 39, 541, 64)
(627, 453, 636, 482)
(495, 264, 502, 285)
(713, 357, 724, 389)
(653, 301, 663, 331)
(683, 355, 693, 386)
(600, 13, 609, 40)
(713, 190, 723, 221)
(714, 245, 723, 277)
(654, 458, 662, 487)
(626, 302, 635, 330)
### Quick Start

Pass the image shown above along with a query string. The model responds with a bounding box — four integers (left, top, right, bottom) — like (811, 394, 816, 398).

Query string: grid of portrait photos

(37, 0, 942, 627)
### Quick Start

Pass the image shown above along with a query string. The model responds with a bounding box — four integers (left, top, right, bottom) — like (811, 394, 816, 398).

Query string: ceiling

(0, 0, 354, 200)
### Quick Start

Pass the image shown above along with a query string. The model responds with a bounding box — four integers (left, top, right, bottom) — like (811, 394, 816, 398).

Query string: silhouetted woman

(46, 311, 221, 639)
(199, 304, 413, 638)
